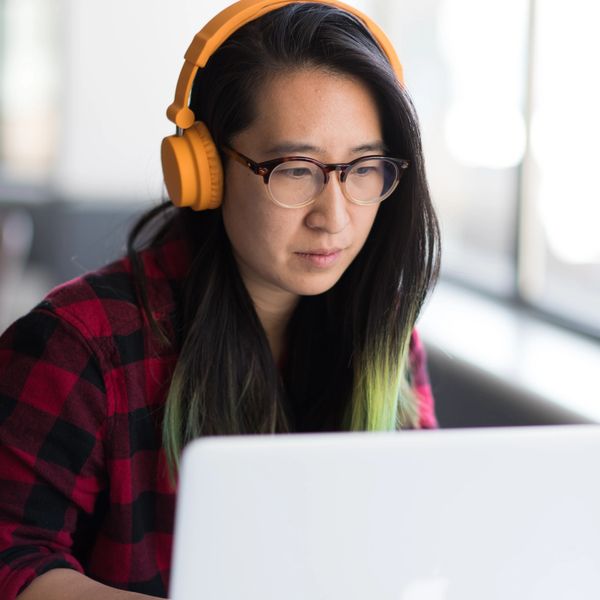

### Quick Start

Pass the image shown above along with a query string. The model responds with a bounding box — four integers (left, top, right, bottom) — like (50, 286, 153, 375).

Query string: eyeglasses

(222, 146, 410, 208)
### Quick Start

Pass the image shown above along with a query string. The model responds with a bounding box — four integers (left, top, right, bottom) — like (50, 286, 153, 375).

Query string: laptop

(169, 425, 600, 600)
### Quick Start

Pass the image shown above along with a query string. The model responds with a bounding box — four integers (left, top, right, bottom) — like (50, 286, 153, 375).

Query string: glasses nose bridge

(320, 162, 348, 186)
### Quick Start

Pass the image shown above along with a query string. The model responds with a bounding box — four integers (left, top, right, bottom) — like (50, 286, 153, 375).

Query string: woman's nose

(304, 173, 350, 233)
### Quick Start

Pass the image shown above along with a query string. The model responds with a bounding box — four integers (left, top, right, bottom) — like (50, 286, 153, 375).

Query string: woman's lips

(295, 249, 343, 268)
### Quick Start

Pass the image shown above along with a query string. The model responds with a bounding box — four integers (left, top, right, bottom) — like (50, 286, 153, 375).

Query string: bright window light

(530, 1, 600, 264)
(438, 0, 528, 169)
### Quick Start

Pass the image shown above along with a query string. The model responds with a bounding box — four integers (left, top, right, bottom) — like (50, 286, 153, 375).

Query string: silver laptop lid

(170, 425, 600, 600)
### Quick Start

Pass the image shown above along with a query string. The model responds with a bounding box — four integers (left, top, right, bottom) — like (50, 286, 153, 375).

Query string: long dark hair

(127, 3, 441, 472)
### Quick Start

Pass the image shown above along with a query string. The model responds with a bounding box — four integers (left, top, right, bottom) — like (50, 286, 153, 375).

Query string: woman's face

(222, 68, 383, 307)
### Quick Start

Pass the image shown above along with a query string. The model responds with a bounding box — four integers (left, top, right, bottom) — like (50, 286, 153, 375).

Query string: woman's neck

(244, 283, 299, 364)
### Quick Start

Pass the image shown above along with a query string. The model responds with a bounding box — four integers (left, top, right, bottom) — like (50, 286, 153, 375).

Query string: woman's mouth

(295, 249, 343, 268)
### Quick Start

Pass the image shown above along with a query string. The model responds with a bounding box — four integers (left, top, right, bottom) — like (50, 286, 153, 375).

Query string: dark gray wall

(27, 200, 144, 286)
(426, 345, 592, 428)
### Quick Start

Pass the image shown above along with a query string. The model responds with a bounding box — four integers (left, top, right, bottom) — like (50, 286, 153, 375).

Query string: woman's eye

(280, 168, 312, 178)
(354, 166, 376, 176)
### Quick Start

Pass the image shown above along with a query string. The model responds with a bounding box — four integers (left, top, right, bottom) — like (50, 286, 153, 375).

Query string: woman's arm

(0, 308, 111, 597)
(16, 569, 163, 600)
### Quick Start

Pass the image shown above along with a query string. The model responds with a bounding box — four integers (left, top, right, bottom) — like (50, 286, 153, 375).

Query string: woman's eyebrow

(351, 142, 388, 154)
(263, 141, 388, 156)
(263, 142, 323, 155)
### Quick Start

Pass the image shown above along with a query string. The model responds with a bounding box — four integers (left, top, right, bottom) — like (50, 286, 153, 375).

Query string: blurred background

(1, 0, 598, 426)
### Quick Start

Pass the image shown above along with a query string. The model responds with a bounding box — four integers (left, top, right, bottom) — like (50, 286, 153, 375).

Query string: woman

(0, 1, 440, 598)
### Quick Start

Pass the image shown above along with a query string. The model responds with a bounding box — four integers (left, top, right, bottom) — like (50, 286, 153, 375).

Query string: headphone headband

(166, 0, 404, 129)
(161, 0, 404, 211)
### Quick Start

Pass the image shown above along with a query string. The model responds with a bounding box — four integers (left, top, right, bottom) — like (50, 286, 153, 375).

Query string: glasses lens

(345, 158, 400, 204)
(269, 160, 322, 207)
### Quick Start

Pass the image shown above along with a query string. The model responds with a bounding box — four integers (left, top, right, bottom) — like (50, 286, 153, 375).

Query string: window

(379, 0, 600, 338)
(519, 0, 600, 336)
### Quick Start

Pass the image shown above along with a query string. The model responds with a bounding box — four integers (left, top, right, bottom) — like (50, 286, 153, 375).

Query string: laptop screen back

(170, 426, 600, 600)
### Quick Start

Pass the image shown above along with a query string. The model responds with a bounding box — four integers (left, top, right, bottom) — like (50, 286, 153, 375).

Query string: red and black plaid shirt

(0, 237, 437, 599)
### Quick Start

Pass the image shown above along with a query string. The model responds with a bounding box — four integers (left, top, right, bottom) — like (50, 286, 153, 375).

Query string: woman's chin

(290, 272, 345, 297)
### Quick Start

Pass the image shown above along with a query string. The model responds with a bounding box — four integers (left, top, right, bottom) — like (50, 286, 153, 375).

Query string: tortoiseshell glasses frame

(222, 145, 410, 208)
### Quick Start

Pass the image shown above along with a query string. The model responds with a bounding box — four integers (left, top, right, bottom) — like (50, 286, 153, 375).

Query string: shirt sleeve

(0, 306, 108, 600)
(409, 329, 438, 429)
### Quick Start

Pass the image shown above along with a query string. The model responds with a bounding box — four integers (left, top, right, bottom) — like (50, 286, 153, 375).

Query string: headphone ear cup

(161, 122, 223, 211)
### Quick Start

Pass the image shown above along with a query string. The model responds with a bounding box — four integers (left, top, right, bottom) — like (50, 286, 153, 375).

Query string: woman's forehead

(239, 68, 383, 158)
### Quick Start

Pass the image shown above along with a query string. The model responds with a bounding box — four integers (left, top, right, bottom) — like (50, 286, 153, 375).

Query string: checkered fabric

(0, 237, 437, 599)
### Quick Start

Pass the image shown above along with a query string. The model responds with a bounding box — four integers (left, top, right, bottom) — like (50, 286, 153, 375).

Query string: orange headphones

(161, 0, 404, 212)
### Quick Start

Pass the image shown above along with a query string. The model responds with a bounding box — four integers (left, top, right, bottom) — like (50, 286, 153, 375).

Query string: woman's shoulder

(0, 238, 189, 422)
(41, 237, 190, 343)
(409, 328, 438, 429)
(42, 256, 137, 336)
